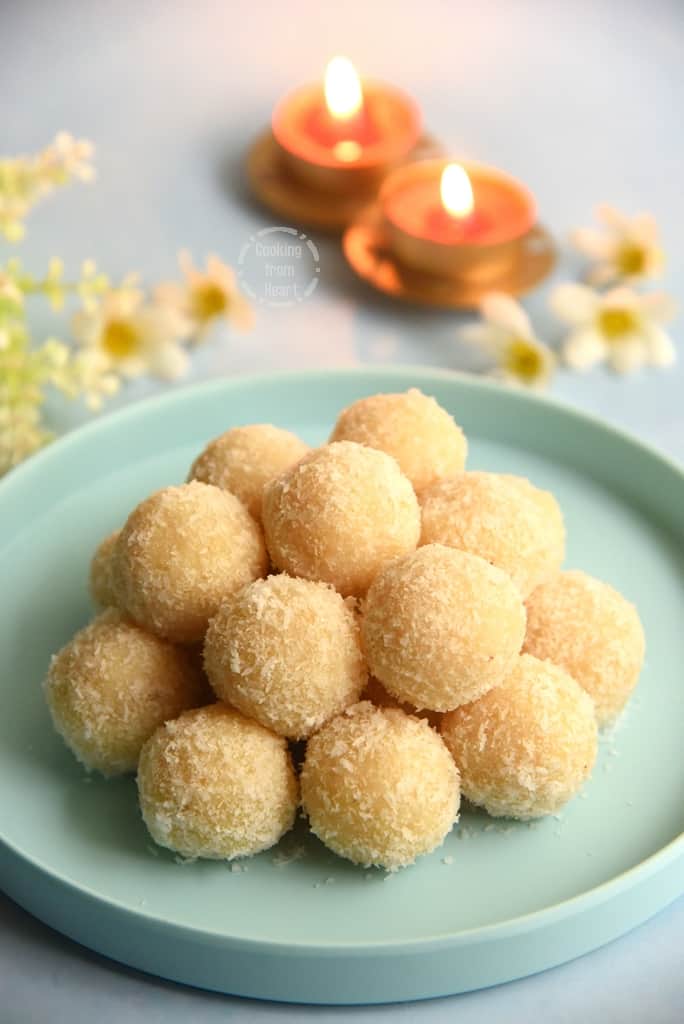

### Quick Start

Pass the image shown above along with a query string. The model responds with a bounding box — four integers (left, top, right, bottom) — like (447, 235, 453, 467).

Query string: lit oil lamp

(382, 159, 537, 282)
(246, 58, 424, 231)
(272, 56, 421, 192)
(343, 159, 555, 307)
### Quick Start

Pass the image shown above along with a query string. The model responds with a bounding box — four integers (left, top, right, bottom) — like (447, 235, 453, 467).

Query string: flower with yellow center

(155, 252, 253, 341)
(550, 283, 677, 373)
(72, 284, 191, 381)
(459, 292, 555, 389)
(571, 204, 664, 286)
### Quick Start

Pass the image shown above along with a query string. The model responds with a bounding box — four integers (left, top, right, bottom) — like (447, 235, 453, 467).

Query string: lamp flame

(324, 56, 363, 120)
(440, 164, 474, 218)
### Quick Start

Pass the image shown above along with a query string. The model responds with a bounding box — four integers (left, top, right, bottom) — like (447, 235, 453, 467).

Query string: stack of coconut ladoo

(44, 388, 645, 871)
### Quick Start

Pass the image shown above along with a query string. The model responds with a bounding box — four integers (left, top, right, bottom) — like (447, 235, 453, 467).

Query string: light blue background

(1, 0, 683, 1020)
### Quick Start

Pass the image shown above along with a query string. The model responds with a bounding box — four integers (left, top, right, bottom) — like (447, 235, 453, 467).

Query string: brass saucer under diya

(245, 130, 445, 233)
(342, 202, 556, 309)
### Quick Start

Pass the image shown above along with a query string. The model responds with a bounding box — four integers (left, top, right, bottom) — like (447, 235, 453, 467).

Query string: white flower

(156, 252, 253, 341)
(459, 292, 555, 389)
(69, 349, 121, 411)
(570, 204, 664, 285)
(72, 286, 190, 381)
(550, 283, 676, 374)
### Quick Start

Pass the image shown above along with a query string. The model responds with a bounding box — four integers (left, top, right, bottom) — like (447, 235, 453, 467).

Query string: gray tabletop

(1, 0, 683, 1020)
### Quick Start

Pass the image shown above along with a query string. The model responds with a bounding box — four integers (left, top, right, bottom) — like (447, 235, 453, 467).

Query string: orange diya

(246, 58, 426, 230)
(342, 159, 555, 307)
(272, 57, 421, 195)
(381, 159, 537, 283)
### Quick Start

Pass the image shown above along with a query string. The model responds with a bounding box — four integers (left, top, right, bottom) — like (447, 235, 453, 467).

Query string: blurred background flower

(550, 283, 676, 373)
(570, 204, 664, 286)
(0, 137, 253, 474)
(156, 252, 254, 341)
(0, 133, 94, 242)
(458, 292, 555, 389)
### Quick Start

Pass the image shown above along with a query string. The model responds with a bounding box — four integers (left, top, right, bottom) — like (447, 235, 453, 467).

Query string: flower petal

(228, 292, 254, 331)
(136, 305, 190, 344)
(595, 203, 631, 232)
(570, 228, 615, 260)
(643, 246, 665, 277)
(562, 328, 606, 370)
(549, 283, 599, 325)
(642, 324, 676, 367)
(147, 342, 190, 380)
(629, 212, 658, 244)
(458, 323, 509, 356)
(479, 292, 532, 337)
(118, 356, 147, 379)
(637, 291, 677, 324)
(607, 339, 645, 374)
(586, 263, 619, 286)
(207, 254, 237, 290)
(599, 286, 640, 311)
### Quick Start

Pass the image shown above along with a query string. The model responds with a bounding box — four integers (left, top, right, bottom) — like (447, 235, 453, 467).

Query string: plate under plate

(245, 130, 443, 232)
(343, 206, 556, 308)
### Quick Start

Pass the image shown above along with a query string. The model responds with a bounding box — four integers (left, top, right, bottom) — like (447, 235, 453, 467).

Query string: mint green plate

(1, 368, 683, 1005)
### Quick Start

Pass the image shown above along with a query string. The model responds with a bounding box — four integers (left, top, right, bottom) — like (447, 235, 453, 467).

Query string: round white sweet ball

(301, 702, 460, 869)
(204, 574, 366, 739)
(44, 610, 207, 776)
(113, 482, 267, 643)
(138, 704, 298, 860)
(362, 544, 526, 711)
(329, 389, 467, 493)
(262, 441, 420, 597)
